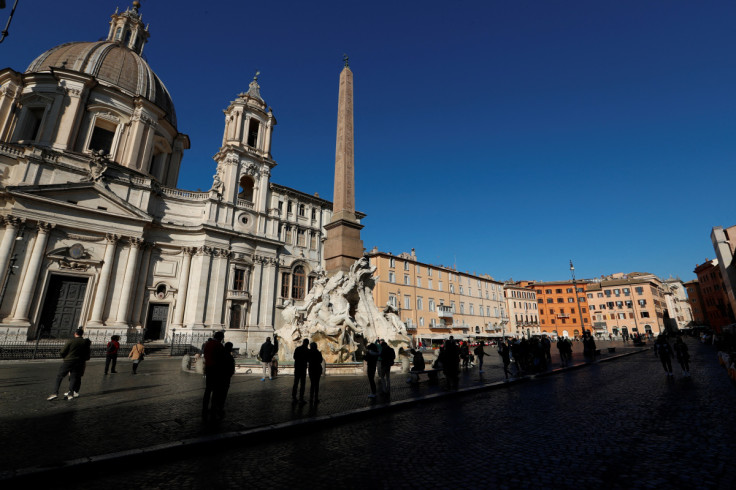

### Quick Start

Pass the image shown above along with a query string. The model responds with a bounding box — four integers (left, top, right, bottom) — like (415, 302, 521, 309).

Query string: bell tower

(213, 73, 277, 222)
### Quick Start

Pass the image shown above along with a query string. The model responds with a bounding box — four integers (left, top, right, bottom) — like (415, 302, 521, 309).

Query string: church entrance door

(145, 304, 169, 340)
(38, 275, 89, 339)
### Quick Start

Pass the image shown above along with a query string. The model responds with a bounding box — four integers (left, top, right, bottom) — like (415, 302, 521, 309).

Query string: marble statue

(275, 257, 410, 363)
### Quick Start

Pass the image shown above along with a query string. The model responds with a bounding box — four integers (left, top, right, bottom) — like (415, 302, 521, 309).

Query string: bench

(407, 368, 442, 383)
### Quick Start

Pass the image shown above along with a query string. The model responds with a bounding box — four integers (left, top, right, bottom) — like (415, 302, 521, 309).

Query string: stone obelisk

(324, 56, 364, 275)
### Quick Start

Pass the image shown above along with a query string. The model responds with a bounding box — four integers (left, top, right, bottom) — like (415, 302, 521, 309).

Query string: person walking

(379, 339, 396, 395)
(582, 331, 596, 362)
(474, 342, 489, 373)
(104, 335, 120, 374)
(443, 336, 460, 389)
(365, 342, 379, 398)
(308, 342, 323, 404)
(202, 331, 225, 418)
(673, 336, 691, 376)
(460, 341, 470, 369)
(212, 342, 236, 419)
(47, 327, 91, 401)
(259, 337, 276, 381)
(129, 339, 146, 374)
(498, 339, 512, 380)
(292, 339, 310, 403)
(655, 334, 674, 376)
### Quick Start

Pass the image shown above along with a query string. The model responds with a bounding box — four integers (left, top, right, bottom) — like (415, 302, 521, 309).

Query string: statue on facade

(274, 257, 411, 363)
(210, 170, 224, 196)
(84, 150, 109, 182)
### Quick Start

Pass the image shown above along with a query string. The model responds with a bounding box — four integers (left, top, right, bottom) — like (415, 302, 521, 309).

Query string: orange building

(684, 280, 706, 325)
(523, 281, 591, 338)
(366, 249, 507, 343)
(693, 259, 735, 331)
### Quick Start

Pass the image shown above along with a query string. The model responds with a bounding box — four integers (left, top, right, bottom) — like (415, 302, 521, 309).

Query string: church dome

(26, 40, 177, 127)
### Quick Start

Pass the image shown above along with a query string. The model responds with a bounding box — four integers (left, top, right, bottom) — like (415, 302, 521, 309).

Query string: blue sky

(3, 1, 735, 283)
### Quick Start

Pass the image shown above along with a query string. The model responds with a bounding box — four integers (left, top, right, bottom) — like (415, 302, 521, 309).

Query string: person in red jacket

(104, 335, 120, 374)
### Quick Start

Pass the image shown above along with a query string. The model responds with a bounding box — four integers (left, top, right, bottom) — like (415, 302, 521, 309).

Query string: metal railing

(168, 331, 211, 356)
(0, 329, 145, 360)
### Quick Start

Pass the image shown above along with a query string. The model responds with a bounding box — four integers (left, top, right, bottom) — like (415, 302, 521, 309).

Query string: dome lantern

(106, 1, 149, 55)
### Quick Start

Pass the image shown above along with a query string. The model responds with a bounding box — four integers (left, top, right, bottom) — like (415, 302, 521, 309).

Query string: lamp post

(570, 260, 587, 338)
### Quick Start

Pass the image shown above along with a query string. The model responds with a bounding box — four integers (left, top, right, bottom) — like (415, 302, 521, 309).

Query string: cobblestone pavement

(4, 339, 734, 489)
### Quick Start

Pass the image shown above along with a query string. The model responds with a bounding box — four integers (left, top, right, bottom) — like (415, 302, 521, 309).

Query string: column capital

(37, 221, 55, 233)
(105, 233, 121, 243)
(129, 237, 145, 248)
(3, 215, 25, 229)
(181, 246, 197, 256)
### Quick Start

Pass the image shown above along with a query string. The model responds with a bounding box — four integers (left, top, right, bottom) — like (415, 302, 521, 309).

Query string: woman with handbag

(129, 340, 146, 374)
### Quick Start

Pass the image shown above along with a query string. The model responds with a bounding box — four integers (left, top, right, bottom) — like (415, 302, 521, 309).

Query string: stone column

(114, 237, 143, 326)
(185, 246, 212, 328)
(260, 258, 277, 327)
(12, 222, 54, 323)
(171, 247, 194, 328)
(207, 249, 230, 328)
(88, 234, 120, 326)
(0, 216, 24, 289)
(130, 242, 152, 327)
(248, 257, 264, 326)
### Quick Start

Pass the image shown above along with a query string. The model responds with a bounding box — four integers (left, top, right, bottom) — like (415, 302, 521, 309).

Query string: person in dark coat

(498, 339, 511, 379)
(379, 340, 396, 395)
(365, 342, 379, 398)
(308, 342, 323, 404)
(473, 342, 489, 373)
(104, 335, 120, 374)
(655, 335, 674, 376)
(673, 336, 691, 376)
(212, 342, 236, 419)
(443, 336, 460, 389)
(292, 339, 310, 402)
(47, 327, 91, 400)
(582, 331, 596, 362)
(202, 331, 225, 418)
(259, 337, 275, 381)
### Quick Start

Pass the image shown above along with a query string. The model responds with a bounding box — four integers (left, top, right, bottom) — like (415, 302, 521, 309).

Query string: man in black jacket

(292, 339, 309, 402)
(379, 340, 395, 395)
(47, 328, 91, 400)
(259, 337, 275, 381)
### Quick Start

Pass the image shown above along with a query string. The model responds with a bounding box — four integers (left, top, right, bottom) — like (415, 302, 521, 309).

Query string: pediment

(7, 182, 152, 221)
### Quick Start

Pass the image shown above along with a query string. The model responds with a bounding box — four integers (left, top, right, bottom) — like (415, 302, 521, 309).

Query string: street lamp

(570, 260, 587, 338)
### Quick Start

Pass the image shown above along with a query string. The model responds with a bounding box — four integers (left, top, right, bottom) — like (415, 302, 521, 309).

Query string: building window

(233, 269, 247, 291)
(297, 229, 306, 247)
(429, 299, 435, 312)
(389, 258, 395, 268)
(89, 122, 116, 154)
(285, 226, 292, 244)
(404, 295, 411, 310)
(389, 272, 396, 283)
(419, 317, 425, 327)
(428, 269, 433, 277)
(247, 119, 260, 147)
(287, 201, 293, 214)
(404, 275, 410, 285)
(238, 175, 255, 201)
(417, 297, 423, 310)
(389, 295, 397, 307)
(310, 233, 317, 249)
(311, 208, 317, 220)
(299, 204, 306, 216)
(281, 272, 291, 298)
(438, 282, 443, 292)
(460, 303, 465, 314)
(417, 277, 422, 288)
(428, 279, 433, 290)
(292, 266, 306, 300)
(404, 262, 409, 271)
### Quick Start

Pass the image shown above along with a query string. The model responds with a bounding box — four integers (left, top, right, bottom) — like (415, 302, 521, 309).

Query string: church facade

(0, 3, 348, 351)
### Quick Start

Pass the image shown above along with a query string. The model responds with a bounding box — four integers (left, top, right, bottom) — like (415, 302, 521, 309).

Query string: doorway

(144, 304, 169, 340)
(38, 275, 89, 339)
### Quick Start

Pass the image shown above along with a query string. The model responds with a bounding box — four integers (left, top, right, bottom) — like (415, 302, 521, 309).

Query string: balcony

(437, 305, 453, 319)
(227, 290, 251, 301)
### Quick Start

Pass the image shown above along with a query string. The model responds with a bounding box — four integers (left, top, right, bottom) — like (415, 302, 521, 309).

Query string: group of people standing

(47, 329, 148, 401)
(654, 334, 691, 377)
(291, 339, 324, 404)
(201, 331, 236, 419)
(364, 339, 396, 397)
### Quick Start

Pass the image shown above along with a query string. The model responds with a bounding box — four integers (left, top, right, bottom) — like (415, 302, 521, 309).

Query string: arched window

(238, 175, 254, 201)
(292, 266, 306, 300)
